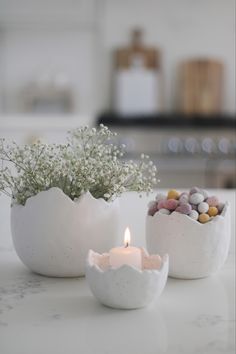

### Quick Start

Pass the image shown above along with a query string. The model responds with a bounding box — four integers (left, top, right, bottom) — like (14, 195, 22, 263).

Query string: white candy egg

(189, 210, 199, 220)
(158, 208, 170, 215)
(200, 189, 209, 200)
(198, 202, 209, 213)
(189, 192, 204, 205)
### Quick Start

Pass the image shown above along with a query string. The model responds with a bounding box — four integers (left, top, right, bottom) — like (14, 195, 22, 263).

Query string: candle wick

(125, 242, 129, 248)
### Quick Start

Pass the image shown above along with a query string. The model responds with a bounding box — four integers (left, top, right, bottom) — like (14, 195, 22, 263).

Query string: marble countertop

(0, 190, 235, 354)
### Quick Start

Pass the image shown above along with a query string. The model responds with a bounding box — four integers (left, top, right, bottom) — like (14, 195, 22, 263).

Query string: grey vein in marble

(0, 277, 45, 316)
(193, 314, 232, 328)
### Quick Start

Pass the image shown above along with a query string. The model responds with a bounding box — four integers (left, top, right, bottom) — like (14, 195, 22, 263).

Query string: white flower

(0, 125, 158, 205)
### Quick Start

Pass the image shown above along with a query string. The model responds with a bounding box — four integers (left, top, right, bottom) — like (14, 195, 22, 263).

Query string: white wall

(0, 0, 98, 117)
(2, 28, 96, 114)
(0, 0, 235, 118)
(99, 0, 236, 113)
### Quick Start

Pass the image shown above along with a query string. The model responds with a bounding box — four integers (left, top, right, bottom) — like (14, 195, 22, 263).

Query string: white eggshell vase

(86, 249, 169, 309)
(11, 187, 120, 277)
(146, 202, 230, 279)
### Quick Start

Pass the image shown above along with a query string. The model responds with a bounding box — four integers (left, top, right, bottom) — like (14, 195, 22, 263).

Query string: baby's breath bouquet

(0, 125, 157, 206)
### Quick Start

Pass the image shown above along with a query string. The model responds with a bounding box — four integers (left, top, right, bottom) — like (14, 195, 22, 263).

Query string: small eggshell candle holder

(86, 249, 169, 309)
(146, 202, 231, 279)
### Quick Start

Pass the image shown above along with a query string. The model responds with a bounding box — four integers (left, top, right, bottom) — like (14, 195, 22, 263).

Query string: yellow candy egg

(208, 206, 218, 217)
(167, 189, 180, 200)
(198, 213, 210, 223)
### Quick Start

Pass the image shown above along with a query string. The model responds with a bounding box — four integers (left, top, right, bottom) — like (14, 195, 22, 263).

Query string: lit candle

(109, 227, 142, 269)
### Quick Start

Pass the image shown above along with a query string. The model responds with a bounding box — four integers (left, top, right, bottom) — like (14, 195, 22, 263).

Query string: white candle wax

(109, 246, 142, 269)
(109, 227, 142, 269)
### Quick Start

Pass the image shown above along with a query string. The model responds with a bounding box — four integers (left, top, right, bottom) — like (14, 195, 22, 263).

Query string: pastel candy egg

(190, 186, 201, 195)
(218, 202, 225, 213)
(200, 189, 209, 200)
(148, 204, 158, 216)
(189, 210, 199, 220)
(155, 193, 166, 202)
(198, 213, 210, 223)
(206, 196, 219, 207)
(158, 208, 170, 215)
(165, 199, 179, 210)
(157, 199, 166, 210)
(189, 192, 204, 205)
(148, 200, 156, 209)
(179, 193, 189, 204)
(167, 189, 180, 200)
(208, 206, 218, 217)
(191, 204, 198, 211)
(198, 202, 209, 213)
(175, 203, 192, 215)
(179, 191, 188, 197)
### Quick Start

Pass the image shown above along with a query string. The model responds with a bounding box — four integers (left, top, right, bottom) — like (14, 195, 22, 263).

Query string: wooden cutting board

(178, 59, 224, 115)
(114, 29, 161, 69)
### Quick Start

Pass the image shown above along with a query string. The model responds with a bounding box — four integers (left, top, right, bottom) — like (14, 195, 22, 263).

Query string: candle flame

(124, 227, 131, 247)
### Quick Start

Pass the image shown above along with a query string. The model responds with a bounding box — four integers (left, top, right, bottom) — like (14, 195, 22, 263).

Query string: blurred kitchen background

(0, 0, 235, 188)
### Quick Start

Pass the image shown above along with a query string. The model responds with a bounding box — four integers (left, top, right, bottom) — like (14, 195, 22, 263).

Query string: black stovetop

(97, 112, 236, 130)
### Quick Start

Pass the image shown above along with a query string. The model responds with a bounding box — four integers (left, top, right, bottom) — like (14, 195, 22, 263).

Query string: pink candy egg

(165, 199, 179, 210)
(157, 199, 166, 210)
(206, 196, 219, 207)
(175, 203, 192, 215)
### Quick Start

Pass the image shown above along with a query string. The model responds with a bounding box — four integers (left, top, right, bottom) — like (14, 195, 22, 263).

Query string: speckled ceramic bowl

(146, 202, 230, 279)
(86, 248, 169, 309)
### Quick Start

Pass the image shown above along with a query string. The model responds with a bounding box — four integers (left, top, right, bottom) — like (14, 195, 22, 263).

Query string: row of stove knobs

(166, 137, 236, 155)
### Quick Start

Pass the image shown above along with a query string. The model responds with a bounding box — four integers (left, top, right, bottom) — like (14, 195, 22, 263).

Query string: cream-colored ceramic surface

(11, 187, 120, 277)
(146, 202, 231, 279)
(86, 249, 169, 309)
